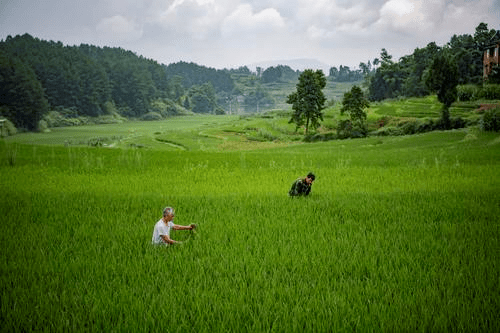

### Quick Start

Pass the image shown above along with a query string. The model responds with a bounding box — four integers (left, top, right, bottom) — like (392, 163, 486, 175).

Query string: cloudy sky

(1, 0, 499, 70)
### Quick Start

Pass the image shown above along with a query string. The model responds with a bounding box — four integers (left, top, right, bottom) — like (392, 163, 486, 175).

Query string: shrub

(0, 118, 17, 137)
(478, 84, 500, 100)
(303, 133, 336, 142)
(93, 114, 127, 124)
(255, 128, 278, 141)
(141, 112, 163, 121)
(336, 119, 368, 139)
(42, 111, 87, 127)
(416, 118, 436, 133)
(450, 117, 468, 129)
(373, 126, 403, 136)
(336, 119, 352, 139)
(457, 84, 480, 101)
(480, 107, 500, 131)
(398, 118, 421, 135)
(38, 119, 50, 132)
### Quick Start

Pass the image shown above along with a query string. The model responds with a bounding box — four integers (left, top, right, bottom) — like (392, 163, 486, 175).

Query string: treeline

(364, 22, 499, 101)
(328, 65, 365, 82)
(1, 22, 499, 132)
(0, 34, 233, 130)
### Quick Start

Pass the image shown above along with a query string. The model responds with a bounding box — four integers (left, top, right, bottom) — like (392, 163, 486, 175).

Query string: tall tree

(424, 52, 459, 129)
(0, 51, 49, 130)
(341, 85, 369, 137)
(287, 69, 326, 135)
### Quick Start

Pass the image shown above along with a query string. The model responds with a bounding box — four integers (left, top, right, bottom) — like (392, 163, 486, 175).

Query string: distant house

(483, 30, 500, 80)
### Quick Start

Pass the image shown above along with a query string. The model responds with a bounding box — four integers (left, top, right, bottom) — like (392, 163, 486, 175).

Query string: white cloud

(374, 0, 441, 35)
(221, 4, 286, 38)
(1, 0, 498, 69)
(96, 15, 143, 42)
(154, 0, 233, 39)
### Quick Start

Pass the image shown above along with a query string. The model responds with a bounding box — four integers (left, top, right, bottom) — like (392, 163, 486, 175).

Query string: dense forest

(364, 22, 500, 101)
(0, 22, 499, 132)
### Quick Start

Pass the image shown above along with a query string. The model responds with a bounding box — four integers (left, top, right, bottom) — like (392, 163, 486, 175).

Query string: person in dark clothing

(288, 172, 315, 196)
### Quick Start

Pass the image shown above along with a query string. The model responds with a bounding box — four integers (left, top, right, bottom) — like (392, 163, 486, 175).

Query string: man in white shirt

(152, 207, 196, 245)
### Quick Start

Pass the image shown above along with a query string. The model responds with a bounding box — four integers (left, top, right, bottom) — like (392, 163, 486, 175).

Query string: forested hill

(0, 34, 234, 130)
(1, 22, 498, 132)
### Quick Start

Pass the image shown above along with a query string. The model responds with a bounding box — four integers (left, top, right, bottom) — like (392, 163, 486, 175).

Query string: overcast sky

(1, 0, 499, 71)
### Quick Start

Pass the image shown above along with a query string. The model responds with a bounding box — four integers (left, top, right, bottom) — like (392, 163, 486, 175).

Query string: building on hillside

(483, 30, 500, 80)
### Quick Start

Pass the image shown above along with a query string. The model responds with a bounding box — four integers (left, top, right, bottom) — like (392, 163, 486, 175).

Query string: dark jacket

(288, 178, 311, 196)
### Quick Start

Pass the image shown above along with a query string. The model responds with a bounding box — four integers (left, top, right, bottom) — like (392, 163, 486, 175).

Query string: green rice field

(1, 115, 499, 331)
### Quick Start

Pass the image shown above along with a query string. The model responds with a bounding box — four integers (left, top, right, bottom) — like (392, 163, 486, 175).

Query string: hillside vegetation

(3, 22, 499, 136)
(4, 94, 498, 150)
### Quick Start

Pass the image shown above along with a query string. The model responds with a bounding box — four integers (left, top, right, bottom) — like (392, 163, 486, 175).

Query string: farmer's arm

(160, 234, 180, 245)
(173, 224, 196, 231)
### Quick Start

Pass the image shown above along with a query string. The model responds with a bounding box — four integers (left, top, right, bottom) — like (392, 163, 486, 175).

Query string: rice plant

(0, 128, 499, 331)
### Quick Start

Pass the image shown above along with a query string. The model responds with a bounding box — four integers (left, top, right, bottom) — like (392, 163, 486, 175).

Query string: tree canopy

(287, 69, 327, 135)
(340, 85, 370, 137)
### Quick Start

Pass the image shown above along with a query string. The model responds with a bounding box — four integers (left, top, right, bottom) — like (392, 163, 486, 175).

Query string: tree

(424, 52, 459, 129)
(287, 69, 326, 135)
(367, 49, 406, 101)
(0, 51, 49, 130)
(340, 85, 369, 137)
(474, 22, 497, 50)
(261, 66, 281, 83)
(188, 83, 217, 114)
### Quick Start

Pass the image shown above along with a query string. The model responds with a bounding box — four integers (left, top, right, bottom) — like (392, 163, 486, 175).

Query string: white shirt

(152, 219, 174, 244)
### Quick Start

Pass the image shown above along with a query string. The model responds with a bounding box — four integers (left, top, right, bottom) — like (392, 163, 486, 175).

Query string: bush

(457, 84, 480, 101)
(141, 112, 163, 121)
(480, 107, 500, 131)
(93, 114, 127, 124)
(42, 111, 87, 127)
(336, 119, 352, 139)
(150, 98, 191, 117)
(478, 84, 500, 100)
(0, 118, 17, 137)
(416, 118, 436, 133)
(336, 119, 368, 139)
(372, 126, 403, 136)
(303, 133, 336, 142)
(38, 119, 50, 132)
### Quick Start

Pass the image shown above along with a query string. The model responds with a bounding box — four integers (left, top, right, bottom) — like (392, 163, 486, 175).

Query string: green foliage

(164, 61, 234, 93)
(41, 110, 86, 127)
(150, 98, 190, 117)
(189, 83, 218, 114)
(340, 85, 369, 137)
(1, 35, 228, 123)
(329, 65, 363, 82)
(0, 50, 49, 130)
(480, 107, 500, 131)
(367, 23, 491, 102)
(287, 69, 327, 135)
(0, 117, 17, 137)
(424, 53, 459, 109)
(243, 85, 275, 112)
(479, 84, 500, 100)
(456, 84, 500, 101)
(141, 112, 163, 121)
(457, 84, 481, 101)
(486, 65, 500, 84)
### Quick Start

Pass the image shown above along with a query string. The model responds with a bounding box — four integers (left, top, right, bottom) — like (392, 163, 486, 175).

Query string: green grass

(1, 123, 499, 331)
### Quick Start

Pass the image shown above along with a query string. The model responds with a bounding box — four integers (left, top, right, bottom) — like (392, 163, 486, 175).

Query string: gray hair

(163, 206, 175, 216)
